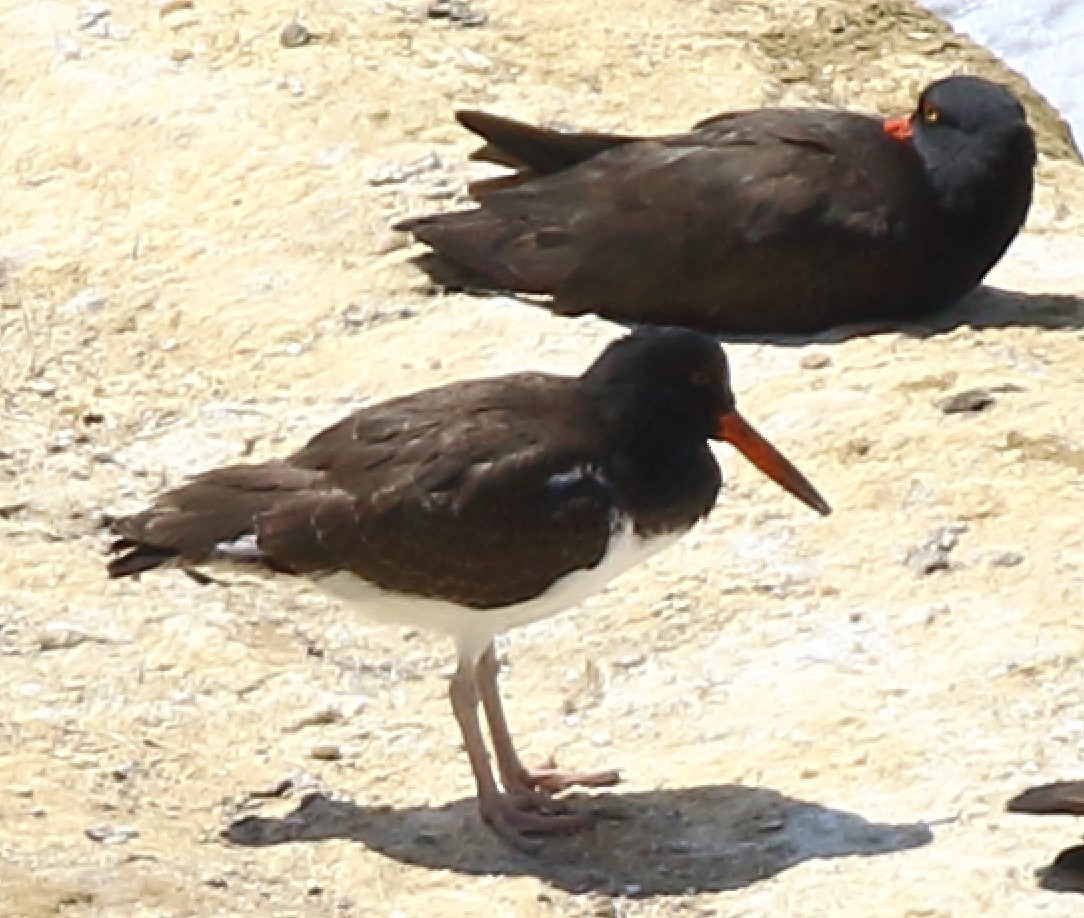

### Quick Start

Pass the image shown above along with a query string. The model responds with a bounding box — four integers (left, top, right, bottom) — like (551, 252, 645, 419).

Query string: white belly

(312, 518, 685, 664)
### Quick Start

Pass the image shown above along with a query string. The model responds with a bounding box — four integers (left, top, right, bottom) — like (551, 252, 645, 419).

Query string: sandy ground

(3, 0, 1084, 915)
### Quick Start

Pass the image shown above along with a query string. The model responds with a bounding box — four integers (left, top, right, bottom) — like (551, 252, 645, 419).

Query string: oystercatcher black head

(583, 327, 830, 523)
(582, 325, 735, 427)
(884, 75, 1035, 218)
(394, 76, 1035, 334)
(106, 327, 829, 850)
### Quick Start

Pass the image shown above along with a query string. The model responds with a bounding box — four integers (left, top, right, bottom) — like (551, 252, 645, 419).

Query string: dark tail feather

(107, 541, 179, 578)
(105, 462, 321, 580)
(392, 209, 573, 295)
(106, 506, 262, 579)
(455, 110, 636, 175)
(1008, 781, 1084, 816)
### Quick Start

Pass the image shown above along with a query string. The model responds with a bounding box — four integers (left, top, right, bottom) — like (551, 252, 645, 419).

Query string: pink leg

(475, 645, 621, 800)
(448, 651, 588, 851)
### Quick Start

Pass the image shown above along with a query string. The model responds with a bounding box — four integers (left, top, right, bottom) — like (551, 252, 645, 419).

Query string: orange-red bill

(716, 411, 831, 516)
(883, 115, 913, 142)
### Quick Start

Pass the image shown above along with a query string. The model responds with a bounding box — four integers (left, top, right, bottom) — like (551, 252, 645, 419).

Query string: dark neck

(591, 389, 722, 536)
(922, 130, 1035, 289)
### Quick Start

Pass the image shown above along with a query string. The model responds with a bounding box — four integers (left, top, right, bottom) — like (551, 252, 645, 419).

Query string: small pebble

(989, 550, 1024, 569)
(799, 351, 832, 370)
(58, 288, 107, 315)
(281, 20, 314, 48)
(427, 0, 487, 25)
(54, 36, 84, 63)
(38, 626, 88, 651)
(85, 824, 139, 844)
(28, 378, 57, 397)
(111, 762, 135, 781)
(936, 388, 994, 414)
(309, 743, 343, 761)
(459, 48, 492, 72)
(284, 706, 345, 733)
(905, 524, 967, 576)
(77, 3, 112, 32)
(157, 0, 194, 15)
(614, 652, 646, 669)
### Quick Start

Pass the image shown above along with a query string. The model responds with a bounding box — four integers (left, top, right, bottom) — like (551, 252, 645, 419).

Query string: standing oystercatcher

(107, 327, 830, 849)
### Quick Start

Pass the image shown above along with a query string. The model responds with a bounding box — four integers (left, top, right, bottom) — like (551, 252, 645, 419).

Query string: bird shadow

(223, 783, 934, 896)
(470, 284, 1084, 345)
(737, 286, 1084, 347)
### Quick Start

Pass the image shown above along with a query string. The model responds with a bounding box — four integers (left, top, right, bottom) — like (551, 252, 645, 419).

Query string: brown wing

(108, 375, 619, 609)
(397, 108, 938, 332)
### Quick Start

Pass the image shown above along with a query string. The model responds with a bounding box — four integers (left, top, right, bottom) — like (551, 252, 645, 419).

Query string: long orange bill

(883, 115, 913, 142)
(716, 410, 832, 516)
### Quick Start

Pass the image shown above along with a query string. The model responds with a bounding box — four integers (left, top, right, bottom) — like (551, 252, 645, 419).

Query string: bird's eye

(922, 105, 941, 125)
(690, 370, 712, 387)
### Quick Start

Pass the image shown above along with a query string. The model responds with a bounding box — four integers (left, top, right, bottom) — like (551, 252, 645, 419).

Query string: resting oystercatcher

(107, 327, 830, 849)
(395, 76, 1035, 335)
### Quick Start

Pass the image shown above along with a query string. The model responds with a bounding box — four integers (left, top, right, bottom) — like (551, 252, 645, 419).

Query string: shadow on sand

(224, 783, 934, 896)
(469, 284, 1084, 345)
(742, 286, 1084, 346)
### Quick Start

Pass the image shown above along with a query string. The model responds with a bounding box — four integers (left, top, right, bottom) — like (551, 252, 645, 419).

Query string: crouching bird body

(396, 76, 1035, 335)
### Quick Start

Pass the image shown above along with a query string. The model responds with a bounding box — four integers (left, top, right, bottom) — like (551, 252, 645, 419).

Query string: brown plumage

(107, 327, 830, 849)
(108, 378, 626, 608)
(395, 76, 1036, 335)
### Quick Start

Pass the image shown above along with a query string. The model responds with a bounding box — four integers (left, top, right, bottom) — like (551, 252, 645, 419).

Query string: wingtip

(1007, 781, 1084, 816)
(105, 542, 177, 579)
(455, 108, 485, 127)
(391, 215, 420, 234)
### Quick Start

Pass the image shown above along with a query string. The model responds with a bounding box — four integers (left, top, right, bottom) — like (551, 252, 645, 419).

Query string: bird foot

(480, 792, 592, 853)
(505, 757, 621, 797)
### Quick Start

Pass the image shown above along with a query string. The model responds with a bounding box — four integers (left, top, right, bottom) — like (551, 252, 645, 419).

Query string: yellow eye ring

(923, 107, 941, 124)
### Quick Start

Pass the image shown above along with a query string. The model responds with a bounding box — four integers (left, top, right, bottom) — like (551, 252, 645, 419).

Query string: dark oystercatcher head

(584, 327, 831, 516)
(883, 75, 1034, 171)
